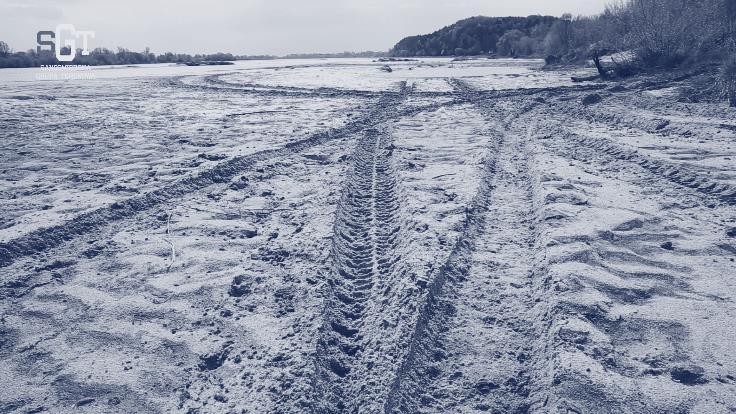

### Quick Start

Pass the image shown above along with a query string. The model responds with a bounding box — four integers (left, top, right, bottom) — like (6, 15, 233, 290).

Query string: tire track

(312, 124, 412, 413)
(527, 84, 736, 205)
(521, 107, 736, 413)
(449, 79, 544, 127)
(312, 79, 524, 413)
(201, 73, 387, 98)
(455, 81, 606, 102)
(384, 80, 538, 413)
(165, 75, 395, 99)
(167, 73, 606, 101)
(560, 131, 736, 205)
(0, 85, 410, 269)
(196, 73, 456, 99)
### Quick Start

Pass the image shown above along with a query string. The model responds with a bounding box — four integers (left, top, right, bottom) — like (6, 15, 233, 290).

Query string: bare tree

(497, 30, 525, 57)
(722, 57, 736, 106)
(544, 13, 576, 57)
(0, 41, 10, 57)
(625, 0, 727, 64)
(727, 0, 736, 48)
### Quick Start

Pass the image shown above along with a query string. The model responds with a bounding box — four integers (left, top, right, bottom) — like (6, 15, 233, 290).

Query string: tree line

(390, 0, 736, 104)
(390, 16, 559, 57)
(0, 42, 393, 68)
(0, 43, 275, 68)
(392, 1, 734, 65)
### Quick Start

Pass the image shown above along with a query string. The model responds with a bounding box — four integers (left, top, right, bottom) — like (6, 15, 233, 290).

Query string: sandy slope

(1, 59, 735, 413)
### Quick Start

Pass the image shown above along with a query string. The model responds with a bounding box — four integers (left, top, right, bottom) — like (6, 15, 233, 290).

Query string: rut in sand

(312, 122, 413, 413)
(384, 80, 543, 414)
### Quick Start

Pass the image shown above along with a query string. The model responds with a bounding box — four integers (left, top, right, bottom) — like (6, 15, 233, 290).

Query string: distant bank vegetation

(0, 45, 386, 69)
(0, 45, 274, 68)
(391, 0, 736, 104)
(392, 0, 735, 66)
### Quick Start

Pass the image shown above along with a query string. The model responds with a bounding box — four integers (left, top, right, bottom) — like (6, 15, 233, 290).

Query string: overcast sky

(0, 0, 611, 55)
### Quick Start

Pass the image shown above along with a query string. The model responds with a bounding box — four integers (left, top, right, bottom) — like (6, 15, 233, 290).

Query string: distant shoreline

(0, 49, 390, 69)
(0, 55, 559, 70)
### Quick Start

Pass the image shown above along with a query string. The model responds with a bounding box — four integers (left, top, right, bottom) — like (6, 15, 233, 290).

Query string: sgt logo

(37, 24, 95, 62)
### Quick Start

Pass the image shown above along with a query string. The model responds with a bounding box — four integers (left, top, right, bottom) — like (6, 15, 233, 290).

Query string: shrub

(722, 56, 736, 107)
(545, 55, 562, 65)
(611, 57, 641, 78)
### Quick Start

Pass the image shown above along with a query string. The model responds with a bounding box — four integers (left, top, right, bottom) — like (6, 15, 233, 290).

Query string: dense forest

(390, 15, 559, 57)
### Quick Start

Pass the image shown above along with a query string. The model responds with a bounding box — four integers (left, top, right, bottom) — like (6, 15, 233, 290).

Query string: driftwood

(571, 74, 600, 83)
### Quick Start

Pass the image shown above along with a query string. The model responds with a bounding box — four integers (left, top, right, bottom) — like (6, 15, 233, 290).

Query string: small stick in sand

(163, 211, 176, 271)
